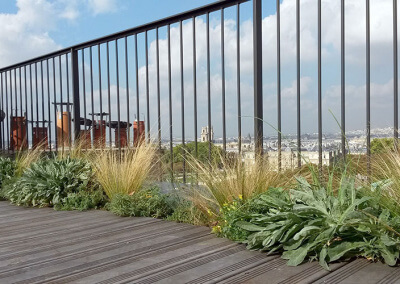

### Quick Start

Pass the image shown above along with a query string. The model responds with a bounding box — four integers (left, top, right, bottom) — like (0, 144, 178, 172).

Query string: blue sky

(0, 0, 398, 141)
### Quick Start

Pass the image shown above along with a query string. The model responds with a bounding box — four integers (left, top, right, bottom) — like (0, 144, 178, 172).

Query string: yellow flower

(238, 194, 243, 200)
(211, 225, 221, 234)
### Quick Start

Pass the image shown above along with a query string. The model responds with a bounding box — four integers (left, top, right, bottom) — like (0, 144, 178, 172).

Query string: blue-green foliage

(107, 186, 173, 218)
(0, 157, 16, 187)
(219, 178, 400, 269)
(3, 156, 99, 208)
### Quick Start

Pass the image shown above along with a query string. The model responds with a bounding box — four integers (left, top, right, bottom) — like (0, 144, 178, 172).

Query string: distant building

(201, 126, 214, 142)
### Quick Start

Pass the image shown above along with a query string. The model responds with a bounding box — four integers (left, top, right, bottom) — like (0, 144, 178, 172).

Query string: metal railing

(0, 0, 399, 179)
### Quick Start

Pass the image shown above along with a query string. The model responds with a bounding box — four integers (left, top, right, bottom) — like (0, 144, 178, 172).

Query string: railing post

(71, 48, 81, 142)
(253, 0, 263, 157)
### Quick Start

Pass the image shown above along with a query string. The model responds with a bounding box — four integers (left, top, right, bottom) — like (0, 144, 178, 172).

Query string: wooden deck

(0, 201, 399, 284)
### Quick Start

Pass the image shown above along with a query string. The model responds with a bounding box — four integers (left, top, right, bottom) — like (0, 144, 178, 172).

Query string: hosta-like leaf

(377, 242, 398, 266)
(319, 246, 330, 271)
(282, 245, 309, 266)
(293, 226, 320, 241)
(236, 221, 265, 232)
(290, 189, 316, 206)
(292, 204, 326, 216)
(338, 196, 372, 224)
(379, 209, 391, 224)
(284, 237, 305, 251)
(327, 242, 366, 262)
(380, 234, 398, 247)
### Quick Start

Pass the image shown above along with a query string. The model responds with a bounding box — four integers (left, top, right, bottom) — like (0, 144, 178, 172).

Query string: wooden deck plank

(1, 201, 400, 284)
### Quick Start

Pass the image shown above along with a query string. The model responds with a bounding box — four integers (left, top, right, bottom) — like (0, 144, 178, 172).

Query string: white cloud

(87, 0, 118, 15)
(0, 0, 61, 68)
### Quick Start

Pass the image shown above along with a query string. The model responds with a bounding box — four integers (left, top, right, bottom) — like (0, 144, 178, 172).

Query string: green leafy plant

(165, 194, 208, 225)
(54, 189, 107, 211)
(107, 186, 173, 218)
(165, 142, 224, 165)
(3, 156, 96, 208)
(0, 157, 15, 187)
(236, 177, 400, 269)
(371, 138, 395, 154)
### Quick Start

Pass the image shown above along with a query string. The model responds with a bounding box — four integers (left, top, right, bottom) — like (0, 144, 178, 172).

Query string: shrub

(107, 186, 173, 218)
(14, 147, 43, 177)
(185, 155, 293, 224)
(165, 195, 208, 225)
(54, 189, 107, 211)
(235, 177, 400, 269)
(0, 157, 16, 187)
(3, 156, 97, 208)
(370, 148, 400, 214)
(91, 143, 157, 199)
(214, 189, 287, 241)
(165, 142, 224, 165)
(371, 138, 394, 154)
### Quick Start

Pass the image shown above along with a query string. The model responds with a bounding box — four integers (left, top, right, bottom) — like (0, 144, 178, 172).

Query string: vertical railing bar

(40, 61, 45, 147)
(237, 4, 242, 154)
(145, 31, 151, 143)
(52, 58, 58, 151)
(82, 49, 87, 146)
(106, 41, 112, 148)
(180, 20, 186, 183)
(59, 56, 65, 153)
(207, 12, 212, 161)
(29, 65, 34, 151)
(66, 54, 72, 147)
(221, 8, 226, 154)
(24, 66, 28, 148)
(135, 34, 140, 146)
(98, 44, 104, 148)
(156, 28, 161, 150)
(193, 17, 198, 160)
(10, 70, 14, 152)
(35, 64, 39, 147)
(296, 0, 301, 168)
(116, 39, 121, 153)
(46, 60, 52, 152)
(341, 0, 346, 160)
(277, 0, 282, 171)
(4, 72, 9, 152)
(366, 0, 371, 175)
(71, 49, 81, 144)
(125, 37, 131, 147)
(254, 0, 263, 158)
(19, 68, 22, 139)
(14, 69, 18, 151)
(0, 73, 3, 150)
(90, 47, 95, 148)
(318, 0, 323, 172)
(394, 0, 398, 143)
(168, 24, 174, 180)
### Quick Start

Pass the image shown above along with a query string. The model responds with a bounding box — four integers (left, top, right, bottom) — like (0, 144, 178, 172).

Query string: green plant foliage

(371, 138, 394, 154)
(54, 189, 107, 211)
(235, 178, 400, 269)
(166, 197, 208, 225)
(0, 157, 16, 188)
(3, 156, 97, 208)
(215, 188, 290, 241)
(107, 186, 173, 218)
(165, 142, 224, 165)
